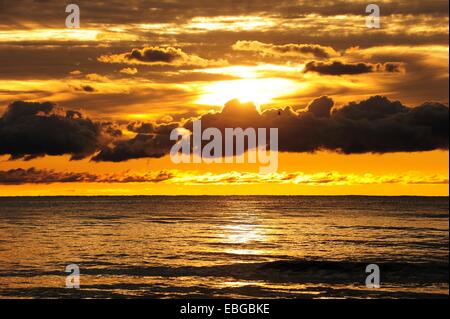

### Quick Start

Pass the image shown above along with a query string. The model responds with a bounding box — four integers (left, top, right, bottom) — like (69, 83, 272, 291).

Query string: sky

(0, 0, 448, 196)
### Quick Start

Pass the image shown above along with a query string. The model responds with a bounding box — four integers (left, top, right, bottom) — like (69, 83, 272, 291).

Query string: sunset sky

(0, 0, 448, 196)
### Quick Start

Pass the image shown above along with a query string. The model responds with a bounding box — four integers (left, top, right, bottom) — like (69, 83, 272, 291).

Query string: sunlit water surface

(0, 196, 448, 298)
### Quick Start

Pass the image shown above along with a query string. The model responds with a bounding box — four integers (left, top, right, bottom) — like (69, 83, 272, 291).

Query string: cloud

(119, 67, 138, 75)
(0, 101, 115, 160)
(306, 96, 334, 118)
(183, 96, 448, 155)
(0, 168, 173, 184)
(1, 96, 448, 162)
(95, 95, 448, 162)
(0, 168, 99, 184)
(85, 73, 110, 82)
(91, 133, 173, 162)
(98, 46, 226, 67)
(92, 121, 179, 162)
(382, 62, 404, 73)
(304, 61, 404, 75)
(73, 85, 96, 93)
(170, 171, 449, 186)
(1, 168, 447, 186)
(232, 40, 338, 59)
(286, 96, 449, 154)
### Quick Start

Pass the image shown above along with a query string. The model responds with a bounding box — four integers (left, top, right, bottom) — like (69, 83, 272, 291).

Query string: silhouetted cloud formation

(306, 96, 334, 117)
(98, 46, 226, 67)
(128, 47, 183, 63)
(0, 168, 173, 184)
(198, 96, 448, 154)
(304, 61, 404, 75)
(232, 41, 337, 59)
(0, 101, 114, 160)
(0, 96, 448, 162)
(92, 121, 179, 162)
(91, 133, 173, 162)
(73, 85, 96, 93)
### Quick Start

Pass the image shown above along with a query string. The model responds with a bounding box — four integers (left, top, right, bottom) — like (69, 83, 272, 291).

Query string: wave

(2, 259, 448, 285)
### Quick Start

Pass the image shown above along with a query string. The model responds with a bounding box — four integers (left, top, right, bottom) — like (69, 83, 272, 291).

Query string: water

(0, 196, 448, 298)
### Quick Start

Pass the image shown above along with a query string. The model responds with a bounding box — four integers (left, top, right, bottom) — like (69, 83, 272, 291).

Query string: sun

(196, 78, 298, 107)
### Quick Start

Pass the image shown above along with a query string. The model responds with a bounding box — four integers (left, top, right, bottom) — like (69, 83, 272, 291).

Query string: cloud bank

(0, 168, 447, 186)
(0, 96, 448, 162)
(304, 61, 404, 75)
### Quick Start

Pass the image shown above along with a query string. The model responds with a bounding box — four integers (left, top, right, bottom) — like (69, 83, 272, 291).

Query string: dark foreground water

(0, 196, 448, 298)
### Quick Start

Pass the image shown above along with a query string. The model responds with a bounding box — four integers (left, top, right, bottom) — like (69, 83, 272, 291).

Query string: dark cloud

(73, 85, 96, 93)
(1, 96, 448, 162)
(91, 133, 173, 162)
(97, 46, 225, 67)
(0, 168, 173, 184)
(285, 96, 448, 153)
(232, 41, 337, 59)
(96, 96, 448, 162)
(128, 47, 181, 63)
(91, 121, 179, 162)
(183, 96, 449, 155)
(127, 122, 178, 134)
(382, 62, 404, 73)
(306, 96, 334, 118)
(0, 168, 99, 184)
(81, 85, 96, 92)
(127, 122, 156, 134)
(304, 61, 404, 75)
(0, 101, 113, 160)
